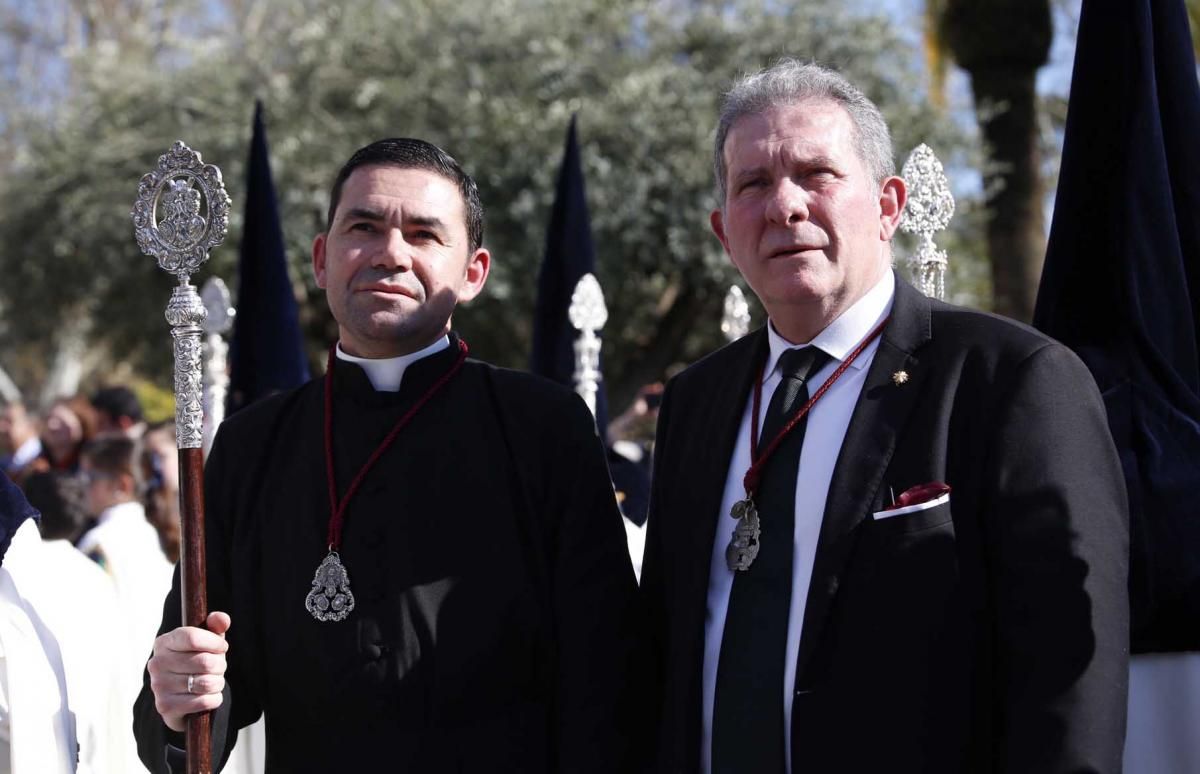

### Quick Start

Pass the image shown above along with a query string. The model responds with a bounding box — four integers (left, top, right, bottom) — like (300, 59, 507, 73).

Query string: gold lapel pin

(892, 370, 909, 386)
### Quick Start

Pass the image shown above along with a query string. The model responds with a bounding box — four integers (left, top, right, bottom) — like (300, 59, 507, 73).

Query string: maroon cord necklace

(304, 338, 469, 622)
(726, 317, 889, 571)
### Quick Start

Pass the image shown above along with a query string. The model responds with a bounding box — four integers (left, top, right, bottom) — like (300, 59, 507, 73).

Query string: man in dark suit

(133, 138, 641, 772)
(641, 60, 1130, 773)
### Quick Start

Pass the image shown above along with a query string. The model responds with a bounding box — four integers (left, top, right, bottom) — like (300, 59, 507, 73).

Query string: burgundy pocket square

(884, 482, 951, 512)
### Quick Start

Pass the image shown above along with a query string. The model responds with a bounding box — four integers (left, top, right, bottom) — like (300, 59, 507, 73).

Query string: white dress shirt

(335, 335, 450, 392)
(701, 271, 895, 774)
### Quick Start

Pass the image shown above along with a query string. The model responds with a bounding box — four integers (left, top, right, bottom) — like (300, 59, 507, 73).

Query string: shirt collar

(335, 335, 451, 393)
(764, 269, 895, 379)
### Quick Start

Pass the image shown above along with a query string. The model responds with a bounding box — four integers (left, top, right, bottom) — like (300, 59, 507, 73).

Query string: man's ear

(312, 233, 328, 289)
(710, 208, 733, 257)
(878, 176, 907, 241)
(457, 247, 491, 303)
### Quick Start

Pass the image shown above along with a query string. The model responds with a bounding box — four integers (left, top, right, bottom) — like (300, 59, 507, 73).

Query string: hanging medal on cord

(726, 317, 890, 572)
(305, 338, 469, 622)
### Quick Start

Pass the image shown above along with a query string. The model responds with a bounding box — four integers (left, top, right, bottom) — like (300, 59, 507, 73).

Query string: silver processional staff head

(899, 143, 954, 300)
(721, 285, 751, 342)
(132, 141, 231, 285)
(131, 141, 232, 450)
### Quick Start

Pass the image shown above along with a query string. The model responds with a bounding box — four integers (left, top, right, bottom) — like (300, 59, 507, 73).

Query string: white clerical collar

(764, 269, 895, 378)
(335, 335, 451, 392)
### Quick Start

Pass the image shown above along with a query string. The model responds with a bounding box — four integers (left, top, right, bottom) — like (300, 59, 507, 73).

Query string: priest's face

(313, 164, 490, 358)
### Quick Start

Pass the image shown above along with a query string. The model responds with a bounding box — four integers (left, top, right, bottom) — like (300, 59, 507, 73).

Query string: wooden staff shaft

(179, 446, 211, 774)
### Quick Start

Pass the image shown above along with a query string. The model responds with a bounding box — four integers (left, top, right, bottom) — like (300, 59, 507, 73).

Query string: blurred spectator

(0, 470, 79, 772)
(607, 382, 664, 468)
(23, 471, 91, 545)
(140, 422, 180, 564)
(90, 386, 146, 439)
(77, 434, 171, 616)
(18, 470, 126, 772)
(606, 383, 663, 580)
(77, 434, 172, 770)
(36, 396, 97, 474)
(0, 402, 42, 481)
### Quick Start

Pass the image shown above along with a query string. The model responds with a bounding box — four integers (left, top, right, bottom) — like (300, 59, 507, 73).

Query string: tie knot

(778, 346, 830, 384)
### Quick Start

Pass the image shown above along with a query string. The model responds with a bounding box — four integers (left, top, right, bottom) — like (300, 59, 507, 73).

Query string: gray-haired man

(641, 60, 1129, 773)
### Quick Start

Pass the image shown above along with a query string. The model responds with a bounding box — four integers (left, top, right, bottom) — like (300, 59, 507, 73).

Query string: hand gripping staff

(132, 141, 231, 774)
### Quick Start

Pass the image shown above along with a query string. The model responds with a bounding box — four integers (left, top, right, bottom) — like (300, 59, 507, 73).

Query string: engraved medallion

(726, 500, 761, 571)
(305, 551, 356, 622)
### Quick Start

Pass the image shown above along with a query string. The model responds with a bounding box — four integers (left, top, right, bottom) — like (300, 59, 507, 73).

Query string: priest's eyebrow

(341, 208, 447, 231)
(404, 214, 449, 233)
(341, 206, 387, 224)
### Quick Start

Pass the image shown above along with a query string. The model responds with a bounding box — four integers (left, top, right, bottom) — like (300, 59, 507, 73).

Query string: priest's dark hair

(325, 137, 485, 253)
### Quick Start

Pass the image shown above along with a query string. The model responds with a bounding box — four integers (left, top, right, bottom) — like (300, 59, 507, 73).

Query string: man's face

(711, 99, 905, 339)
(312, 165, 490, 358)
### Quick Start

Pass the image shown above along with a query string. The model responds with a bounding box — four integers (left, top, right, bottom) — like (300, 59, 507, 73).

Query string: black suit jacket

(641, 276, 1130, 773)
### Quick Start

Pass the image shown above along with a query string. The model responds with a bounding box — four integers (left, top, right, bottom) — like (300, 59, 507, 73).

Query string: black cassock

(134, 335, 644, 773)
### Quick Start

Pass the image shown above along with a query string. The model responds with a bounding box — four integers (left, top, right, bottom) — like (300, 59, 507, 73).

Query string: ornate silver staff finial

(568, 273, 607, 417)
(899, 144, 955, 300)
(200, 277, 236, 458)
(131, 141, 231, 449)
(721, 285, 751, 342)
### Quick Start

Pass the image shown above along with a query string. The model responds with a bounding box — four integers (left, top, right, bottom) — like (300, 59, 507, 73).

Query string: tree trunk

(608, 279, 706, 413)
(970, 67, 1046, 321)
(942, 0, 1052, 321)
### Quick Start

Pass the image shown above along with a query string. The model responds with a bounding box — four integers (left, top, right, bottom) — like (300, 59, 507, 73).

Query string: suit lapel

(673, 328, 767, 771)
(793, 277, 934, 686)
(684, 328, 768, 600)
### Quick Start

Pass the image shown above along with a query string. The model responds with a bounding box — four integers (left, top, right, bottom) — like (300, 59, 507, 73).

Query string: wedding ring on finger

(187, 674, 196, 694)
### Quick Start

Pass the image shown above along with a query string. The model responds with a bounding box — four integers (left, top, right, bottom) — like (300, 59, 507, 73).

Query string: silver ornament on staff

(200, 277, 236, 458)
(568, 273, 607, 417)
(721, 285, 751, 342)
(131, 140, 230, 774)
(900, 143, 955, 300)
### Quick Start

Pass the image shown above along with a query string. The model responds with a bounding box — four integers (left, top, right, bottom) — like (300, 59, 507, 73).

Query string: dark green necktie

(713, 345, 830, 774)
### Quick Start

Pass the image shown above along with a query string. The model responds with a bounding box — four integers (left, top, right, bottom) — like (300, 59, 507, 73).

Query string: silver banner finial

(568, 273, 607, 417)
(899, 144, 955, 300)
(200, 277, 236, 457)
(721, 285, 751, 342)
(132, 141, 231, 449)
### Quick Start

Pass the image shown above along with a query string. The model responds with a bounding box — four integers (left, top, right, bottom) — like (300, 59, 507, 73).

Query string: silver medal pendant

(305, 550, 356, 622)
(726, 498, 761, 571)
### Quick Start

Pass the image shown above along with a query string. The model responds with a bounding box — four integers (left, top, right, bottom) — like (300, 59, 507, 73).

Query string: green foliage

(132, 378, 176, 424)
(0, 0, 982, 408)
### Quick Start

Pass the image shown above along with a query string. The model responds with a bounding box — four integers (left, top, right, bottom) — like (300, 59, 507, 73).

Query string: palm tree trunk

(942, 0, 1052, 321)
(970, 67, 1045, 321)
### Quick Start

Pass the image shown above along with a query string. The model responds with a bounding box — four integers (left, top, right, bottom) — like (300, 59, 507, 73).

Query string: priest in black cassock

(133, 138, 644, 773)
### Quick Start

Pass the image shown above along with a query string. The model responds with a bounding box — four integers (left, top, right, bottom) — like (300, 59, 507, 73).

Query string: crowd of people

(0, 387, 178, 772)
